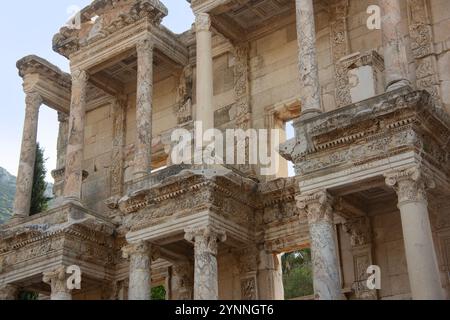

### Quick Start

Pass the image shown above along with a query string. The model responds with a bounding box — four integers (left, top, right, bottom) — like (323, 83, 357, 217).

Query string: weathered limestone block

(385, 166, 446, 300)
(13, 91, 42, 217)
(43, 266, 73, 300)
(297, 190, 342, 300)
(185, 226, 226, 300)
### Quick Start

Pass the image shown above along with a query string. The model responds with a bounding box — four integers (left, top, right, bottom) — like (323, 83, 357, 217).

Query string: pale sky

(0, 1, 194, 182)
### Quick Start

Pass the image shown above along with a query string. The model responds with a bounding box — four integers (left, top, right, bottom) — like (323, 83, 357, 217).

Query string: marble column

(134, 38, 154, 179)
(185, 226, 226, 300)
(122, 241, 152, 300)
(0, 284, 19, 300)
(13, 91, 42, 217)
(56, 112, 69, 170)
(195, 13, 214, 134)
(295, 0, 322, 117)
(379, 0, 411, 91)
(43, 266, 72, 300)
(171, 262, 194, 300)
(297, 191, 342, 300)
(63, 70, 89, 201)
(385, 166, 445, 300)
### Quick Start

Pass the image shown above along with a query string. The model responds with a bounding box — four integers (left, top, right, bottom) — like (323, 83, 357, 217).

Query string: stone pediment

(53, 0, 168, 58)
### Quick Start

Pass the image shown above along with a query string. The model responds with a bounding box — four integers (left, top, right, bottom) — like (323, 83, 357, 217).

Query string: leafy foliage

(151, 285, 166, 300)
(18, 291, 39, 300)
(0, 167, 16, 223)
(30, 143, 51, 215)
(282, 248, 314, 299)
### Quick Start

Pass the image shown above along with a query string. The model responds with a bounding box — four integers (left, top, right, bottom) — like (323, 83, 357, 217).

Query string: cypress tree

(29, 143, 50, 215)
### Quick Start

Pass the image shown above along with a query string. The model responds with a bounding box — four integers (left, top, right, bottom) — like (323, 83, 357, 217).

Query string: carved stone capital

(384, 166, 436, 204)
(25, 91, 43, 110)
(71, 69, 89, 84)
(185, 226, 226, 256)
(0, 284, 19, 300)
(42, 266, 72, 296)
(122, 241, 150, 259)
(136, 38, 154, 54)
(195, 13, 211, 32)
(296, 190, 334, 224)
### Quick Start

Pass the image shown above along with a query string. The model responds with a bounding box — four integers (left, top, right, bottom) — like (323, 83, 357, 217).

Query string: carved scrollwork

(185, 226, 226, 256)
(384, 165, 436, 204)
(296, 190, 334, 224)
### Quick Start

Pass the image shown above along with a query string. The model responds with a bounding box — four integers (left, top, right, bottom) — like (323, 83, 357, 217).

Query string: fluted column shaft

(385, 167, 445, 300)
(43, 266, 72, 300)
(295, 0, 322, 116)
(185, 226, 226, 300)
(134, 38, 154, 178)
(122, 241, 152, 300)
(13, 92, 42, 217)
(379, 0, 411, 91)
(297, 191, 342, 300)
(63, 70, 89, 200)
(195, 13, 214, 133)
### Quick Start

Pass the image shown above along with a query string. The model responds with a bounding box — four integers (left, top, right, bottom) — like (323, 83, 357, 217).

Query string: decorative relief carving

(384, 165, 436, 204)
(53, 0, 168, 57)
(407, 0, 441, 101)
(185, 226, 226, 256)
(240, 277, 258, 300)
(110, 98, 127, 196)
(296, 190, 334, 224)
(172, 262, 194, 300)
(175, 65, 193, 124)
(343, 217, 372, 247)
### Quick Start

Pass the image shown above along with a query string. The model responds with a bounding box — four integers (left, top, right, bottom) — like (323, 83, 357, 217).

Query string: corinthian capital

(25, 91, 43, 108)
(195, 13, 211, 32)
(122, 241, 150, 259)
(136, 37, 154, 54)
(42, 266, 71, 295)
(71, 69, 89, 84)
(296, 190, 334, 224)
(185, 226, 226, 256)
(384, 165, 435, 204)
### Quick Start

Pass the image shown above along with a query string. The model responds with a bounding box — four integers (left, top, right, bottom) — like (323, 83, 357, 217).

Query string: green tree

(151, 285, 166, 300)
(18, 291, 39, 300)
(282, 248, 314, 299)
(30, 143, 50, 215)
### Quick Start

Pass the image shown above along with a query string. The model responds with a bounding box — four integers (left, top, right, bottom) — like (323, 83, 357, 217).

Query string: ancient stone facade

(1, 0, 450, 300)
